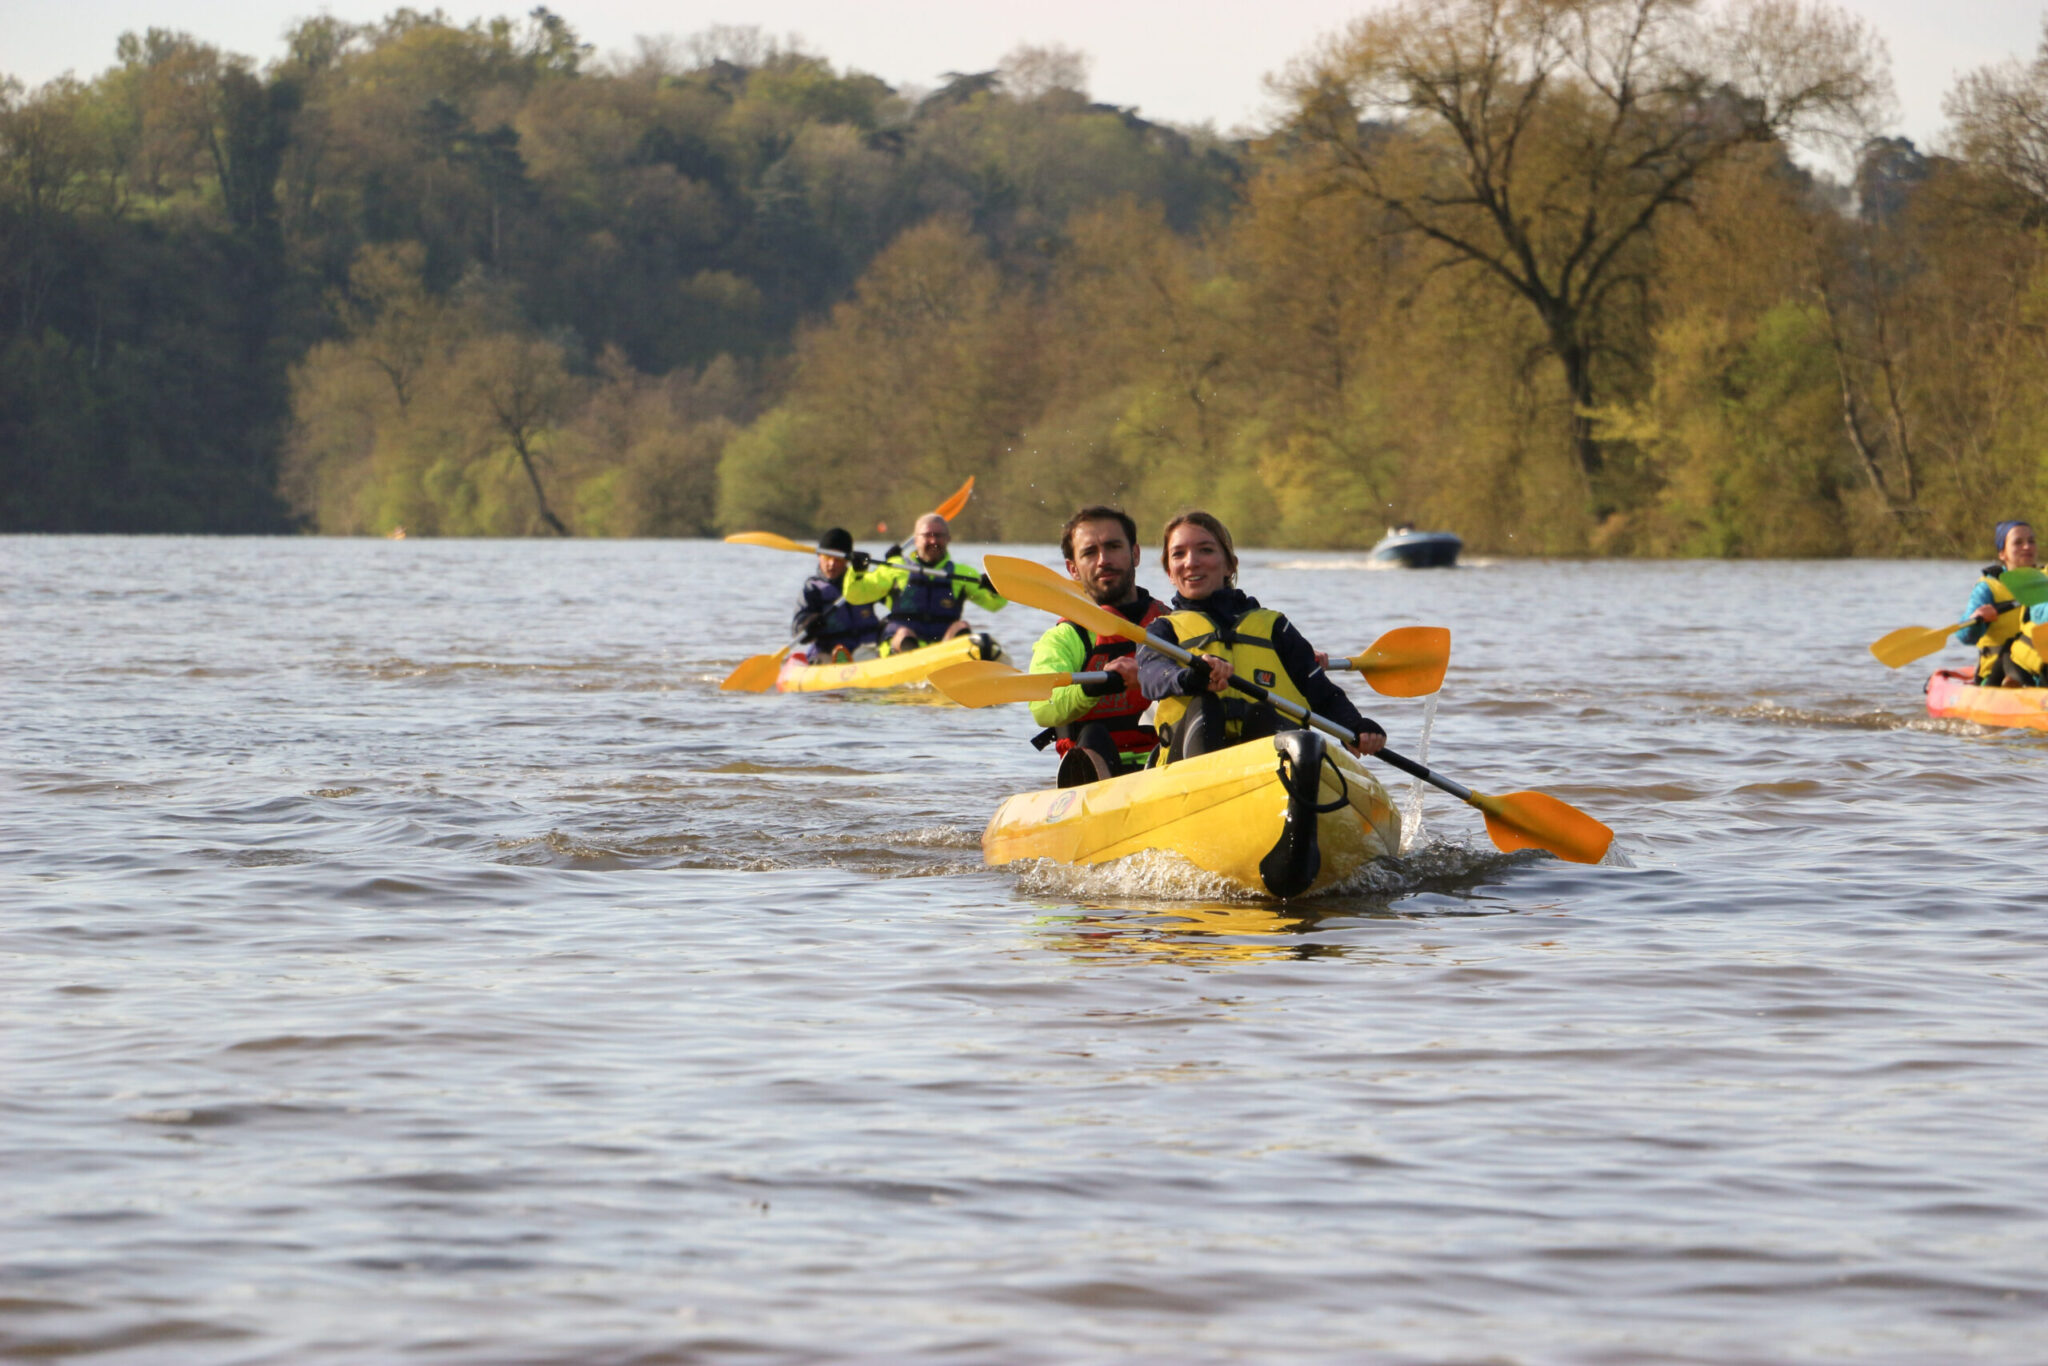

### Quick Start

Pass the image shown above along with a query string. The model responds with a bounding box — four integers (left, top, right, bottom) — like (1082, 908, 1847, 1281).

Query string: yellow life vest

(1152, 607, 1310, 749)
(1975, 574, 2045, 681)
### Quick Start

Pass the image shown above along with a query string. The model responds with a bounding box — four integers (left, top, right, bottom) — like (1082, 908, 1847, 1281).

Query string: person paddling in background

(1138, 510, 1386, 763)
(847, 511, 1005, 653)
(1960, 519, 2048, 686)
(1027, 505, 1168, 787)
(791, 528, 883, 664)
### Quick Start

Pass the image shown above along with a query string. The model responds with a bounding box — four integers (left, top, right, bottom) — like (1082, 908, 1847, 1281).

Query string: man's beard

(1088, 570, 1134, 604)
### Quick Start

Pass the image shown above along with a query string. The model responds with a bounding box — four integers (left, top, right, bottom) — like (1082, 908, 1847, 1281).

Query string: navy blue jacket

(793, 571, 882, 652)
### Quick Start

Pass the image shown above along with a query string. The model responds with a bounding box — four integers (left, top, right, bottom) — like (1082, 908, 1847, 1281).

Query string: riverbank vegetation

(5, 2, 2048, 553)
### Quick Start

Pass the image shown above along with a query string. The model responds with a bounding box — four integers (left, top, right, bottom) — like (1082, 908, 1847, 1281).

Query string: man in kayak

(790, 528, 883, 663)
(1138, 510, 1385, 763)
(847, 512, 1005, 652)
(1960, 519, 2048, 686)
(1027, 505, 1168, 786)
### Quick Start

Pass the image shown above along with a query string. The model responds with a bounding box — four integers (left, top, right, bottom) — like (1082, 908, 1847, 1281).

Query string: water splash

(1011, 849, 1273, 903)
(1008, 833, 1536, 906)
(1331, 836, 1537, 897)
(1398, 692, 1438, 854)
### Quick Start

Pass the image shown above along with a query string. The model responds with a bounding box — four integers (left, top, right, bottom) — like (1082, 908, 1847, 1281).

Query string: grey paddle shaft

(822, 548, 985, 588)
(868, 560, 986, 587)
(1138, 628, 1474, 803)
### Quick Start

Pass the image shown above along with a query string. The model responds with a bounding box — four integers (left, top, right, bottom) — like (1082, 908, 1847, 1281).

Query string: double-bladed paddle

(1869, 622, 1969, 670)
(721, 530, 990, 587)
(930, 625, 1449, 709)
(724, 478, 978, 559)
(980, 555, 1614, 866)
(1870, 573, 2048, 670)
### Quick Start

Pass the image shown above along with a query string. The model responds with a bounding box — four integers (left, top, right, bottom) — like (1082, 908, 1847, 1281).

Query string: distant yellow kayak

(775, 632, 1004, 693)
(982, 730, 1402, 899)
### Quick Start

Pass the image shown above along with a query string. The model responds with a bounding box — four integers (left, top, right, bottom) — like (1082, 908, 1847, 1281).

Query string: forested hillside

(6, 2, 2048, 553)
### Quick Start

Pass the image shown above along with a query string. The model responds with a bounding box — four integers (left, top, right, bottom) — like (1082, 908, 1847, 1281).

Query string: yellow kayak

(775, 632, 1004, 693)
(983, 730, 1402, 899)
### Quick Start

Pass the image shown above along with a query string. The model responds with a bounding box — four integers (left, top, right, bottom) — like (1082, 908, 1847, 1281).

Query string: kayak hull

(983, 730, 1402, 899)
(1926, 669, 2048, 731)
(775, 632, 1002, 693)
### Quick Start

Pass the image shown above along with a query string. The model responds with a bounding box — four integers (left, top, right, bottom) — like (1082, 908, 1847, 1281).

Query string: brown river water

(4, 536, 2046, 1364)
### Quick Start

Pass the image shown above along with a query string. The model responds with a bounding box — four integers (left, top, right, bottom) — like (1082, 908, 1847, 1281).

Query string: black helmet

(818, 527, 854, 556)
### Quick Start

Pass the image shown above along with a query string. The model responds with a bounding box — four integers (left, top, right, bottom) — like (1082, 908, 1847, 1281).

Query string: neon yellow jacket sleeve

(1027, 621, 1092, 727)
(841, 562, 897, 608)
(950, 560, 1007, 613)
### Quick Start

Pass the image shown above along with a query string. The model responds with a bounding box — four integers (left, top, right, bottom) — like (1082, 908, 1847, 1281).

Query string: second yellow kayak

(775, 632, 1004, 693)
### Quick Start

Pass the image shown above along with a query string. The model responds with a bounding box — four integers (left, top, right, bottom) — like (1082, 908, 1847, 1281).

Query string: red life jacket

(1052, 594, 1169, 759)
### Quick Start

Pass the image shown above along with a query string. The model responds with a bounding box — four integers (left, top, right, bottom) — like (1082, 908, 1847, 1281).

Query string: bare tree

(1000, 45, 1093, 103)
(1945, 18, 2048, 212)
(460, 333, 578, 535)
(1281, 0, 1889, 500)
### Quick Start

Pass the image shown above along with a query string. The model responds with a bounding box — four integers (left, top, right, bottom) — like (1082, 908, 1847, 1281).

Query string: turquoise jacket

(1957, 574, 2048, 644)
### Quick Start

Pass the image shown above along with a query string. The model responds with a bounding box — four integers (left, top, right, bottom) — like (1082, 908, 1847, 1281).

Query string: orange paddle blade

(1471, 790, 1613, 865)
(724, 531, 814, 554)
(932, 476, 975, 522)
(1868, 624, 1957, 670)
(720, 646, 791, 692)
(984, 556, 1129, 641)
(1348, 626, 1450, 697)
(929, 660, 1064, 707)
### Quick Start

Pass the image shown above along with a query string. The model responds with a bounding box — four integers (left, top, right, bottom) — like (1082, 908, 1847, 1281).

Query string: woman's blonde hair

(1161, 510, 1238, 587)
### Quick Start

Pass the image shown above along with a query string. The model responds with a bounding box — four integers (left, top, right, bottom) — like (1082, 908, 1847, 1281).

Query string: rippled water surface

(6, 537, 2047, 1364)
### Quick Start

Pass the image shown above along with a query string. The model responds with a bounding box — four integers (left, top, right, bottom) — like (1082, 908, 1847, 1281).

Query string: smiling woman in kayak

(1137, 510, 1386, 764)
(1961, 519, 2048, 687)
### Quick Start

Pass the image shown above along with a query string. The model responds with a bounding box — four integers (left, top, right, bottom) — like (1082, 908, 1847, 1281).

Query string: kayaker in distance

(1138, 510, 1386, 763)
(790, 528, 883, 665)
(1027, 505, 1168, 787)
(1959, 519, 2048, 687)
(847, 512, 1006, 652)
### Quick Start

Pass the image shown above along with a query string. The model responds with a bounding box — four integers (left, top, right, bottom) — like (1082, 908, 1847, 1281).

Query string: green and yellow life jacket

(1152, 607, 1309, 749)
(1975, 572, 2045, 682)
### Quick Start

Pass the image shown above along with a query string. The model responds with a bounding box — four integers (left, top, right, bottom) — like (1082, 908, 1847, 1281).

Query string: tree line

(5, 1, 2048, 554)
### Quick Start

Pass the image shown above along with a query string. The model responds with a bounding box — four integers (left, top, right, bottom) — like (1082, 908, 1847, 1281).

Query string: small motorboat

(1368, 526, 1462, 569)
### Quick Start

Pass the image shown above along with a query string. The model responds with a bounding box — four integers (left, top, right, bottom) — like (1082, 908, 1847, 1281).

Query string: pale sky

(3, 0, 2043, 150)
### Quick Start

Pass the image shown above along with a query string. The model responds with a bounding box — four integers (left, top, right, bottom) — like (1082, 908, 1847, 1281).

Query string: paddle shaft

(729, 533, 989, 587)
(1136, 626, 1470, 802)
(873, 560, 990, 588)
